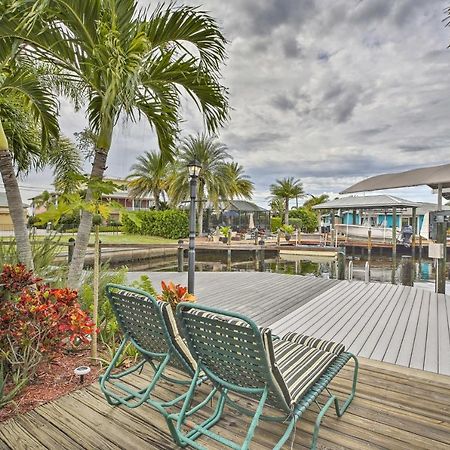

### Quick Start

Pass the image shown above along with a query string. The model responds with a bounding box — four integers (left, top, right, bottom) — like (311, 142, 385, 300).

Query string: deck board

(1, 359, 449, 450)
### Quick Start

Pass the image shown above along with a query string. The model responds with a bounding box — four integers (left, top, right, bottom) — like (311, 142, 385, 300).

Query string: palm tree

(0, 47, 59, 269)
(1, 0, 229, 287)
(270, 177, 304, 225)
(127, 151, 168, 210)
(303, 194, 329, 209)
(219, 162, 254, 201)
(168, 133, 231, 235)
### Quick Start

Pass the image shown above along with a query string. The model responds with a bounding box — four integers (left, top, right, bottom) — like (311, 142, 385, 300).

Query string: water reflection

(126, 253, 446, 285)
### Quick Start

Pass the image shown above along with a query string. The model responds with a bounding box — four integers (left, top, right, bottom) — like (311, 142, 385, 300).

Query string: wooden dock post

(436, 221, 447, 294)
(348, 260, 353, 281)
(419, 234, 423, 260)
(364, 261, 370, 283)
(411, 207, 417, 257)
(401, 255, 413, 286)
(392, 207, 397, 260)
(277, 230, 281, 247)
(177, 240, 184, 272)
(367, 229, 372, 261)
(337, 251, 345, 280)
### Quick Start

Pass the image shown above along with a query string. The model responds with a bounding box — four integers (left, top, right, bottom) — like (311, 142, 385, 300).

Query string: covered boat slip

(127, 272, 450, 375)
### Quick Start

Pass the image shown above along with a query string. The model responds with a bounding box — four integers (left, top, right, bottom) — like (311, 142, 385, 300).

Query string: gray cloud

(14, 0, 450, 208)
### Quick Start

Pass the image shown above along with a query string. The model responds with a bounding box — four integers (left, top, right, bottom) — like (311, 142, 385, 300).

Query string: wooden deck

(129, 272, 450, 375)
(1, 358, 450, 449)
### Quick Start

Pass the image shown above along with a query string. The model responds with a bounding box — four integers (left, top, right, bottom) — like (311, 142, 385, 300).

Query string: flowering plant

(157, 281, 196, 310)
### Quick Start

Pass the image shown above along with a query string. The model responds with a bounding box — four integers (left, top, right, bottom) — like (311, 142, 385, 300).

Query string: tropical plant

(269, 177, 305, 225)
(127, 150, 169, 210)
(302, 194, 329, 209)
(219, 162, 254, 201)
(157, 280, 196, 311)
(168, 133, 232, 235)
(289, 207, 319, 233)
(0, 44, 59, 269)
(1, 0, 229, 288)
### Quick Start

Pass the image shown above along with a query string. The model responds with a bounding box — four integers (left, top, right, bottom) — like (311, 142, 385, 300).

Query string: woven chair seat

(273, 339, 337, 406)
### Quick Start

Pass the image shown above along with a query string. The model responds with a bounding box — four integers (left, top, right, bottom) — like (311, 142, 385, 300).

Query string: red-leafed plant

(0, 264, 96, 408)
(0, 263, 41, 295)
(157, 281, 196, 310)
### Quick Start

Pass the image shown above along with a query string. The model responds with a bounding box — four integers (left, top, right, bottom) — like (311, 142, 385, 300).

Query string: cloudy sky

(17, 0, 450, 207)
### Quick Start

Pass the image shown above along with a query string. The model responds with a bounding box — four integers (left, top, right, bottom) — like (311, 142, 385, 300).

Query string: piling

(258, 239, 265, 272)
(392, 207, 397, 259)
(436, 221, 447, 294)
(228, 230, 232, 246)
(367, 229, 372, 261)
(68, 238, 75, 264)
(277, 230, 281, 247)
(177, 240, 184, 272)
(400, 255, 413, 286)
(364, 261, 370, 283)
(348, 260, 354, 281)
(418, 235, 423, 260)
(337, 251, 345, 280)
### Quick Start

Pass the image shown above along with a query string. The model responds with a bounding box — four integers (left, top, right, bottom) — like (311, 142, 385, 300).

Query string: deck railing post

(348, 260, 353, 281)
(337, 251, 345, 280)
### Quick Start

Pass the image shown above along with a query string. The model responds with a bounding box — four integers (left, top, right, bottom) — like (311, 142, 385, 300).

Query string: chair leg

(241, 387, 269, 450)
(311, 394, 336, 450)
(333, 354, 358, 417)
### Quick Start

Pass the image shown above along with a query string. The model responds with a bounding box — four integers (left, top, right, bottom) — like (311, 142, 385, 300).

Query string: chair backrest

(105, 284, 195, 374)
(177, 303, 291, 411)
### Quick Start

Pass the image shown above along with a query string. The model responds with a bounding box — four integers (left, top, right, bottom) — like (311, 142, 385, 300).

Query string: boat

(335, 223, 399, 242)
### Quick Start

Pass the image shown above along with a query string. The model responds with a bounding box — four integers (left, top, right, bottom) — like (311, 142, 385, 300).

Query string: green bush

(289, 218, 302, 230)
(122, 210, 189, 239)
(271, 216, 282, 232)
(289, 207, 318, 232)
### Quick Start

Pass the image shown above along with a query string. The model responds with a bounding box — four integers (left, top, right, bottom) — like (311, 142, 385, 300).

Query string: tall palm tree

(168, 133, 231, 235)
(1, 0, 229, 287)
(127, 151, 168, 210)
(219, 162, 254, 201)
(270, 177, 304, 225)
(0, 45, 59, 269)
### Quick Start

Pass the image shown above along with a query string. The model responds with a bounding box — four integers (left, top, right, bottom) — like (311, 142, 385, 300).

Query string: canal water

(126, 250, 449, 286)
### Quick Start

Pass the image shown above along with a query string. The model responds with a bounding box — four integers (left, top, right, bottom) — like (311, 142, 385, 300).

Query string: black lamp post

(187, 160, 201, 294)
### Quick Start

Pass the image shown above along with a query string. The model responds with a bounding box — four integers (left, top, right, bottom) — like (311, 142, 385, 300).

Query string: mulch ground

(0, 349, 102, 423)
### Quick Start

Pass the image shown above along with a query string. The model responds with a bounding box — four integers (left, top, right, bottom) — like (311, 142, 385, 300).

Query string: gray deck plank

(381, 289, 417, 365)
(355, 286, 404, 358)
(409, 289, 430, 370)
(335, 283, 395, 353)
(424, 290, 439, 373)
(396, 288, 424, 368)
(369, 286, 413, 361)
(437, 294, 450, 375)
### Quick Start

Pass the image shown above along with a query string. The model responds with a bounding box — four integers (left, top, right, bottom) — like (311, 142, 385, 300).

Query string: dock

(1, 358, 449, 449)
(129, 272, 450, 376)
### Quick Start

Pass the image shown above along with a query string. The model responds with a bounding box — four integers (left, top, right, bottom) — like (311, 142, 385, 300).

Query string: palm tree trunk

(67, 148, 108, 288)
(91, 224, 99, 359)
(285, 197, 289, 225)
(154, 189, 160, 210)
(0, 120, 34, 270)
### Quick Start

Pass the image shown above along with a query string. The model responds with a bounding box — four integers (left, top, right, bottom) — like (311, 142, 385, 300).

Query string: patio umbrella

(248, 212, 255, 229)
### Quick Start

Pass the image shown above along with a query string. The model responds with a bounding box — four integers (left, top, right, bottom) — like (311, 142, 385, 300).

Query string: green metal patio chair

(99, 285, 217, 445)
(171, 304, 358, 450)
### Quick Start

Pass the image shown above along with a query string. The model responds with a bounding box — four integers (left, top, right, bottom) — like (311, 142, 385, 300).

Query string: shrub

(289, 207, 319, 232)
(122, 210, 189, 239)
(271, 216, 282, 232)
(0, 264, 95, 406)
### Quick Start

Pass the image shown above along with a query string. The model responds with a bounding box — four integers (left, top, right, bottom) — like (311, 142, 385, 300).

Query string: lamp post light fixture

(187, 160, 201, 294)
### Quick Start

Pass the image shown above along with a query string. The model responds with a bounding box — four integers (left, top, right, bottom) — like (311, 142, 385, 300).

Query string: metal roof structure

(226, 200, 268, 212)
(342, 163, 450, 197)
(312, 194, 419, 211)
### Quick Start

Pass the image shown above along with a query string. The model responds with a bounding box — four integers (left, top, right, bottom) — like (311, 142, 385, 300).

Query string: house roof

(312, 194, 419, 211)
(226, 200, 269, 212)
(0, 191, 28, 208)
(341, 163, 450, 198)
